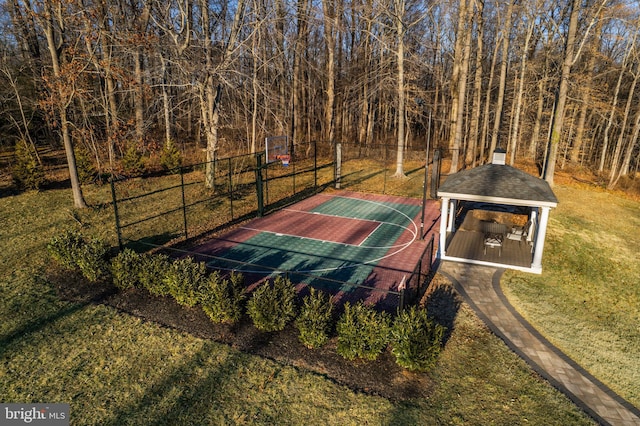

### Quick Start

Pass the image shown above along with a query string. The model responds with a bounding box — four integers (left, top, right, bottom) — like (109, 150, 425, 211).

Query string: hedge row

(49, 233, 445, 372)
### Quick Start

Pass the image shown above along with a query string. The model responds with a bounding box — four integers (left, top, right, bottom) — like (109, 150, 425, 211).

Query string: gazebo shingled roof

(437, 163, 558, 208)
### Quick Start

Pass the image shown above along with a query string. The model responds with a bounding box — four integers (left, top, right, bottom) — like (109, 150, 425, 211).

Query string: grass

(502, 185, 640, 408)
(0, 168, 596, 424)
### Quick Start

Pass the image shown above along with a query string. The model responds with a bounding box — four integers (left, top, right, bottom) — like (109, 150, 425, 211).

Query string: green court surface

(205, 195, 423, 292)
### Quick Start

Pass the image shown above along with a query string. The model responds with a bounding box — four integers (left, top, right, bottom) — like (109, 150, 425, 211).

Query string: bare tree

(489, 0, 515, 158)
(200, 0, 247, 188)
(609, 59, 640, 188)
(392, 0, 407, 177)
(322, 0, 336, 144)
(37, 0, 87, 207)
(544, 0, 581, 185)
(599, 32, 635, 173)
(508, 3, 536, 166)
(544, 0, 610, 184)
(465, 0, 484, 168)
(570, 4, 604, 164)
(291, 0, 311, 148)
(448, 0, 473, 173)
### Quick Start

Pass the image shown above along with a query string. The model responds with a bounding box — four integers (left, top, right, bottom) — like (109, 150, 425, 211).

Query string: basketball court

(189, 191, 440, 310)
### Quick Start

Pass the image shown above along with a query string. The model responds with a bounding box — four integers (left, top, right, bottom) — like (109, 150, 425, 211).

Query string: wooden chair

(482, 221, 507, 256)
(507, 220, 531, 246)
(483, 233, 503, 256)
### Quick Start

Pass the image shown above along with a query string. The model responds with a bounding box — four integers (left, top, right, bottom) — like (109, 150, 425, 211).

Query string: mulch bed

(49, 268, 459, 402)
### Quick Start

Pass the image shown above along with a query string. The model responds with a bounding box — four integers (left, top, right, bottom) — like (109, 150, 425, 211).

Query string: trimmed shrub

(160, 141, 182, 172)
(138, 253, 172, 297)
(48, 230, 85, 270)
(111, 249, 144, 290)
(200, 272, 246, 324)
(12, 140, 46, 190)
(163, 257, 207, 307)
(47, 230, 110, 282)
(122, 144, 145, 176)
(295, 288, 334, 349)
(247, 275, 296, 332)
(336, 301, 390, 361)
(391, 306, 445, 372)
(75, 237, 110, 282)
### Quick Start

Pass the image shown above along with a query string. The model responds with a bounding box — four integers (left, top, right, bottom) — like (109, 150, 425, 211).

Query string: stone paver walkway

(439, 261, 640, 426)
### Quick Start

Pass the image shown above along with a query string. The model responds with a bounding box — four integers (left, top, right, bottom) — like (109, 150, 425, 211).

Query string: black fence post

(314, 140, 318, 189)
(180, 166, 188, 240)
(263, 153, 270, 206)
(291, 139, 296, 195)
(228, 157, 234, 220)
(383, 144, 388, 194)
(256, 153, 264, 216)
(420, 148, 429, 240)
(430, 149, 441, 199)
(110, 178, 123, 250)
(417, 258, 423, 300)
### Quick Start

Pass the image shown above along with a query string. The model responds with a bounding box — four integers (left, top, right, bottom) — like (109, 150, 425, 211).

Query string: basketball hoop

(279, 154, 290, 167)
(265, 135, 289, 164)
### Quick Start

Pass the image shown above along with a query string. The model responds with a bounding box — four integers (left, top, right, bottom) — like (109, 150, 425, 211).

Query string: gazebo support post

(447, 200, 457, 232)
(531, 207, 551, 272)
(439, 197, 450, 259)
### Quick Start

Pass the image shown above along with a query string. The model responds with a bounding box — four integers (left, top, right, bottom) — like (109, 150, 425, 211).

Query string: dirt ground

(49, 267, 460, 402)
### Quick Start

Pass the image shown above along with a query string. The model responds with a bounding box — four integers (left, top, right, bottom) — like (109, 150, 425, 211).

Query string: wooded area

(1, 0, 639, 206)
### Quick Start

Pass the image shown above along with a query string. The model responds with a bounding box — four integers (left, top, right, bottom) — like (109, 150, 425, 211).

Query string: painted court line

(238, 226, 358, 247)
(287, 197, 422, 273)
(207, 193, 423, 277)
(359, 222, 383, 247)
(284, 207, 384, 224)
(239, 209, 379, 246)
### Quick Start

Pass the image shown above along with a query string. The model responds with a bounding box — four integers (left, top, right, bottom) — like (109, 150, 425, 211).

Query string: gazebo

(436, 151, 558, 274)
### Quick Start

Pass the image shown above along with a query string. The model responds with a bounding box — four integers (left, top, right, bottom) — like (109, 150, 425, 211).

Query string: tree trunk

(393, 0, 406, 178)
(600, 32, 636, 173)
(133, 48, 145, 143)
(608, 62, 639, 188)
(322, 0, 336, 143)
(251, 10, 261, 154)
(466, 0, 484, 168)
(449, 0, 473, 173)
(480, 31, 501, 164)
(202, 0, 246, 188)
(358, 0, 374, 146)
(448, 0, 466, 170)
(42, 1, 87, 208)
(529, 73, 546, 158)
(161, 56, 172, 146)
(571, 8, 603, 164)
(509, 20, 534, 166)
(618, 106, 640, 178)
(489, 0, 514, 157)
(292, 0, 310, 147)
(544, 0, 580, 186)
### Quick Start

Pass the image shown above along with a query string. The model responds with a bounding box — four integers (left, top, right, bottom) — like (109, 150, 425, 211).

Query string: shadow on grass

(339, 168, 385, 188)
(0, 267, 121, 357)
(104, 347, 252, 425)
(424, 282, 461, 345)
(0, 302, 87, 357)
(124, 232, 183, 252)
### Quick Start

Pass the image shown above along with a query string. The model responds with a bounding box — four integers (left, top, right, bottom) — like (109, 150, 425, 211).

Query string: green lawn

(0, 179, 595, 425)
(502, 185, 640, 408)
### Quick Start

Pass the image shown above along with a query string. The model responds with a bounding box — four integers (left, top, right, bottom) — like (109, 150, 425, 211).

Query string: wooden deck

(445, 230, 533, 268)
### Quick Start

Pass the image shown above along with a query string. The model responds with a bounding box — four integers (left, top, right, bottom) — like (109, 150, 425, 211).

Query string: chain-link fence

(110, 141, 443, 251)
